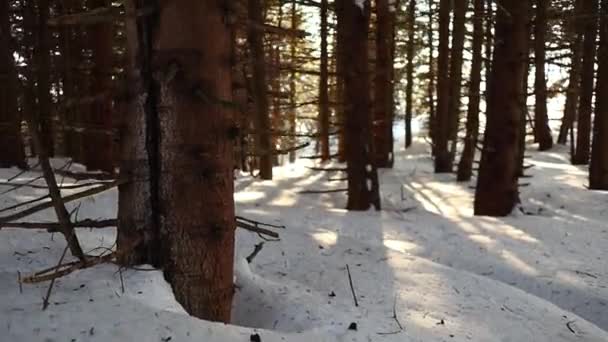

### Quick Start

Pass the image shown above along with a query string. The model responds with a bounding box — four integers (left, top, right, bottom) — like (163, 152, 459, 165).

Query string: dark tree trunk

(559, 33, 583, 145)
(447, 0, 468, 160)
(405, 0, 416, 148)
(427, 1, 436, 144)
(573, 0, 599, 165)
(373, 0, 395, 167)
(456, 0, 484, 182)
(34, 0, 54, 156)
(0, 0, 26, 168)
(118, 0, 236, 322)
(434, 0, 452, 172)
(83, 0, 115, 172)
(337, 0, 380, 210)
(475, 0, 528, 216)
(248, 0, 273, 179)
(589, 0, 608, 189)
(533, 0, 553, 151)
(288, 0, 298, 163)
(319, 0, 330, 162)
(518, 9, 532, 177)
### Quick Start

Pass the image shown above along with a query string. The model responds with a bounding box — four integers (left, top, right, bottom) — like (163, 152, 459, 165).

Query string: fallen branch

(236, 216, 285, 229)
(346, 264, 359, 307)
(307, 167, 347, 172)
(2, 219, 117, 231)
(236, 220, 280, 239)
(299, 188, 348, 194)
(246, 242, 265, 263)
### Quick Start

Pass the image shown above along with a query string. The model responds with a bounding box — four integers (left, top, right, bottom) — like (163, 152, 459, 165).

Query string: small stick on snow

(42, 245, 70, 310)
(346, 264, 359, 307)
(17, 271, 23, 294)
(246, 242, 265, 263)
(566, 321, 577, 334)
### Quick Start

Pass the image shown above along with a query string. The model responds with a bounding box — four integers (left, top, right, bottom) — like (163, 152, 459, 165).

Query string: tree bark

(434, 0, 452, 172)
(373, 0, 395, 167)
(427, 0, 436, 145)
(118, 0, 236, 322)
(337, 0, 380, 210)
(589, 0, 608, 189)
(447, 0, 468, 160)
(573, 0, 599, 165)
(533, 0, 553, 151)
(319, 0, 331, 162)
(0, 0, 26, 168)
(456, 0, 483, 182)
(34, 0, 54, 156)
(248, 0, 273, 179)
(558, 34, 583, 145)
(475, 0, 528, 216)
(405, 0, 416, 148)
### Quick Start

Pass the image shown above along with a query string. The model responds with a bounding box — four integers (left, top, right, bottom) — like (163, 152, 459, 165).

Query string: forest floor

(1, 128, 607, 341)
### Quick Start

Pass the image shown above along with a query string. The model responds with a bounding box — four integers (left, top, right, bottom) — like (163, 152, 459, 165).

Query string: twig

(42, 245, 69, 310)
(376, 295, 404, 335)
(346, 264, 359, 307)
(0, 194, 50, 215)
(246, 242, 265, 263)
(236, 220, 280, 239)
(566, 320, 577, 334)
(1, 219, 117, 231)
(17, 271, 23, 294)
(299, 188, 348, 194)
(307, 167, 347, 172)
(236, 216, 286, 229)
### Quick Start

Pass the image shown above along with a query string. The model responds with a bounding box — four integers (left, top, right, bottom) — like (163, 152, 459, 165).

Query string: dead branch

(307, 167, 347, 172)
(346, 264, 359, 307)
(236, 220, 280, 239)
(299, 188, 348, 194)
(1, 219, 117, 231)
(246, 242, 265, 263)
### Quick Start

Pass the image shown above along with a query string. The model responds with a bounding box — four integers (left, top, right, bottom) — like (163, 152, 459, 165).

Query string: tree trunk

(405, 0, 416, 148)
(573, 0, 599, 165)
(589, 0, 608, 189)
(518, 9, 532, 177)
(373, 0, 395, 167)
(533, 0, 553, 151)
(558, 34, 583, 145)
(337, 0, 381, 210)
(434, 0, 452, 172)
(0, 0, 26, 168)
(288, 0, 298, 163)
(475, 0, 528, 216)
(248, 0, 273, 179)
(456, 0, 483, 182)
(34, 0, 54, 156)
(319, 0, 331, 162)
(427, 1, 436, 144)
(447, 0, 468, 160)
(118, 0, 236, 322)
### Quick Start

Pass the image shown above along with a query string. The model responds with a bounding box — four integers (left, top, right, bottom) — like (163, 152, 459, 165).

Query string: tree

(475, 0, 529, 216)
(405, 0, 416, 148)
(572, 0, 599, 165)
(0, 0, 26, 168)
(457, 0, 484, 181)
(447, 0, 468, 160)
(589, 0, 608, 189)
(319, 0, 331, 162)
(337, 0, 381, 210)
(434, 0, 452, 172)
(118, 0, 236, 322)
(533, 0, 554, 151)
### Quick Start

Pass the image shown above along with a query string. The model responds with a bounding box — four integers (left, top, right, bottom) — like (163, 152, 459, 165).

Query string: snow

(1, 124, 608, 341)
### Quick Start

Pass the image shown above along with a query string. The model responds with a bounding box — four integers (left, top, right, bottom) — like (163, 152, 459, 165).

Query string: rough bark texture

(319, 0, 331, 162)
(405, 0, 416, 148)
(573, 0, 599, 165)
(447, 0, 468, 159)
(456, 0, 483, 182)
(248, 0, 273, 179)
(373, 0, 395, 167)
(533, 0, 553, 151)
(118, 0, 236, 322)
(0, 1, 26, 168)
(475, 0, 528, 216)
(337, 0, 380, 211)
(589, 0, 608, 189)
(34, 0, 54, 156)
(434, 0, 452, 172)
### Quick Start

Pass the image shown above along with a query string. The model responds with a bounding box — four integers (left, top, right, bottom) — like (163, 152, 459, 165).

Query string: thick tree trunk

(319, 0, 331, 162)
(373, 0, 395, 167)
(83, 0, 115, 172)
(533, 0, 553, 151)
(34, 0, 54, 156)
(447, 0, 468, 160)
(248, 0, 273, 179)
(475, 0, 528, 216)
(119, 0, 236, 322)
(337, 0, 380, 210)
(405, 0, 416, 148)
(0, 0, 26, 168)
(573, 0, 599, 165)
(589, 0, 608, 189)
(456, 0, 483, 182)
(434, 0, 452, 172)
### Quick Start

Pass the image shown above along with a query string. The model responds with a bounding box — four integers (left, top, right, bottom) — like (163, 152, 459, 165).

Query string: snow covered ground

(1, 127, 607, 341)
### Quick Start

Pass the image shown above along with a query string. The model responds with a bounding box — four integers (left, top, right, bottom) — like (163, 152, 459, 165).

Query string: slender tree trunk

(475, 0, 528, 216)
(0, 0, 26, 168)
(427, 0, 436, 144)
(34, 0, 54, 156)
(558, 34, 583, 145)
(248, 0, 273, 179)
(373, 0, 395, 167)
(405, 0, 416, 148)
(447, 0, 468, 160)
(457, 0, 484, 182)
(289, 0, 298, 163)
(573, 0, 599, 165)
(518, 10, 532, 176)
(118, 0, 236, 322)
(589, 0, 608, 189)
(319, 0, 331, 162)
(337, 0, 381, 210)
(434, 0, 452, 172)
(533, 0, 553, 151)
